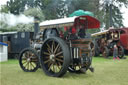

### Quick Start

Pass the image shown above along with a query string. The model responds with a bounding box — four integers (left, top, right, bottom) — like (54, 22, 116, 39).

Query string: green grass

(0, 56, 128, 85)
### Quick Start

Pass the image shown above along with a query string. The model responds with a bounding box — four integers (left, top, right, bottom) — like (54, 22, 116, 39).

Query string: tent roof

(39, 16, 76, 30)
(91, 30, 109, 37)
(40, 16, 100, 30)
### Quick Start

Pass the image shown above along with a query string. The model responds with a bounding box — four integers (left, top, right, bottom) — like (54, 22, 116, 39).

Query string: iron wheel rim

(19, 48, 39, 72)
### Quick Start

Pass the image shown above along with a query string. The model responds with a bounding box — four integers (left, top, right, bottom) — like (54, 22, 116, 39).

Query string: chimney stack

(34, 16, 40, 39)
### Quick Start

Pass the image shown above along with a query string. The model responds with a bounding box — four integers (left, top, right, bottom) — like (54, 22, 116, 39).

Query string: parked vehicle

(0, 32, 33, 58)
(119, 28, 128, 50)
(19, 15, 100, 77)
(92, 28, 124, 58)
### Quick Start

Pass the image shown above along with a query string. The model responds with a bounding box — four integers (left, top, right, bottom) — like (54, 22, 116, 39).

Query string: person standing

(78, 25, 86, 38)
(113, 44, 120, 60)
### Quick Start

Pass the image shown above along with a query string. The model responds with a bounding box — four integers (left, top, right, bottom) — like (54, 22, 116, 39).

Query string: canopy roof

(74, 16, 100, 29)
(0, 32, 17, 35)
(40, 16, 76, 30)
(69, 10, 94, 17)
(40, 16, 100, 30)
(91, 28, 124, 37)
(91, 30, 109, 37)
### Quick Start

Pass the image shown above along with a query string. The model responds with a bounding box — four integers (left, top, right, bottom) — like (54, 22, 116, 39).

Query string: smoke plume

(0, 13, 34, 26)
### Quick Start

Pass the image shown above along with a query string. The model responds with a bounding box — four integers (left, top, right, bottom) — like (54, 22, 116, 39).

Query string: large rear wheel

(40, 37, 71, 77)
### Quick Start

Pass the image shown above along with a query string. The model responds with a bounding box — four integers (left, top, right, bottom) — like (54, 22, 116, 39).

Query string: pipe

(34, 16, 40, 39)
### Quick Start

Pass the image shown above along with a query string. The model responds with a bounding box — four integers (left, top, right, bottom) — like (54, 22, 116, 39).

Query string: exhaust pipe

(34, 16, 40, 39)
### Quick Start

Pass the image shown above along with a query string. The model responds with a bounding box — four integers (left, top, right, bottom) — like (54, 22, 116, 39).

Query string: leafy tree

(0, 21, 18, 32)
(100, 0, 128, 29)
(37, 0, 67, 19)
(66, 0, 128, 30)
(24, 7, 45, 20)
(0, 5, 9, 13)
(0, 20, 34, 32)
(66, 0, 89, 15)
(7, 0, 27, 14)
(1, 0, 128, 32)
(65, 0, 101, 33)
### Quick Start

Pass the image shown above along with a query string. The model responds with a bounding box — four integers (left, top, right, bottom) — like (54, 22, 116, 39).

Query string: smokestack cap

(34, 16, 40, 23)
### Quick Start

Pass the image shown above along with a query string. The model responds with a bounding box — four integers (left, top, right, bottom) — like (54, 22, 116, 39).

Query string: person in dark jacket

(113, 44, 120, 60)
(78, 25, 86, 38)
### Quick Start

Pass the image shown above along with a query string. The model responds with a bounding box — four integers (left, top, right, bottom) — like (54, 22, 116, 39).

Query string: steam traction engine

(19, 16, 100, 77)
(92, 28, 124, 58)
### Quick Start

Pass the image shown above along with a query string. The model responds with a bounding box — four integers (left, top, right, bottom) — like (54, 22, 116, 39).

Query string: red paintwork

(74, 16, 100, 29)
(119, 28, 128, 50)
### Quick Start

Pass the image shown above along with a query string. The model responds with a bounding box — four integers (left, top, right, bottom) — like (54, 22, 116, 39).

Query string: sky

(0, 0, 128, 27)
(121, 6, 128, 27)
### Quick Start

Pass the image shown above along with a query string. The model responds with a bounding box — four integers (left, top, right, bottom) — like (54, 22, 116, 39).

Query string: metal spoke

(55, 62, 61, 70)
(53, 41, 55, 49)
(46, 43, 51, 51)
(29, 51, 32, 57)
(58, 62, 62, 69)
(22, 54, 27, 60)
(31, 57, 38, 62)
(48, 62, 52, 68)
(44, 59, 51, 64)
(29, 63, 32, 70)
(47, 62, 52, 72)
(47, 48, 51, 54)
(30, 53, 34, 58)
(43, 52, 50, 55)
(57, 46, 61, 52)
(52, 63, 55, 72)
(24, 62, 29, 69)
(54, 63, 58, 72)
(25, 52, 29, 58)
(24, 62, 28, 68)
(55, 58, 63, 63)
(31, 57, 37, 59)
(24, 53, 27, 58)
(22, 60, 27, 65)
(55, 51, 63, 56)
(58, 56, 64, 58)
(30, 62, 35, 69)
(52, 41, 55, 53)
(54, 44, 59, 54)
(45, 56, 50, 59)
(27, 62, 30, 70)
(22, 57, 27, 60)
(48, 63, 53, 71)
(31, 60, 38, 62)
(29, 63, 31, 70)
(78, 63, 81, 69)
(27, 51, 30, 58)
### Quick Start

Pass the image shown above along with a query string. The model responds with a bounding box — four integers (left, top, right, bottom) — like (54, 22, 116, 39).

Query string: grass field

(0, 56, 128, 85)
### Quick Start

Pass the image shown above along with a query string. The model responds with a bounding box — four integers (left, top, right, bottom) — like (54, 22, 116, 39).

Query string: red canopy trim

(74, 16, 100, 29)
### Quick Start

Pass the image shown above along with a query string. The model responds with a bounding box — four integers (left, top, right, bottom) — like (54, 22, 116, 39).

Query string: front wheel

(40, 37, 71, 77)
(118, 46, 124, 59)
(19, 48, 39, 72)
(90, 42, 95, 57)
(102, 46, 109, 58)
(68, 52, 92, 73)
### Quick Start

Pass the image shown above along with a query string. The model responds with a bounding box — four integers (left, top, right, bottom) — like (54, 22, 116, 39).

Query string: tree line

(1, 0, 128, 31)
